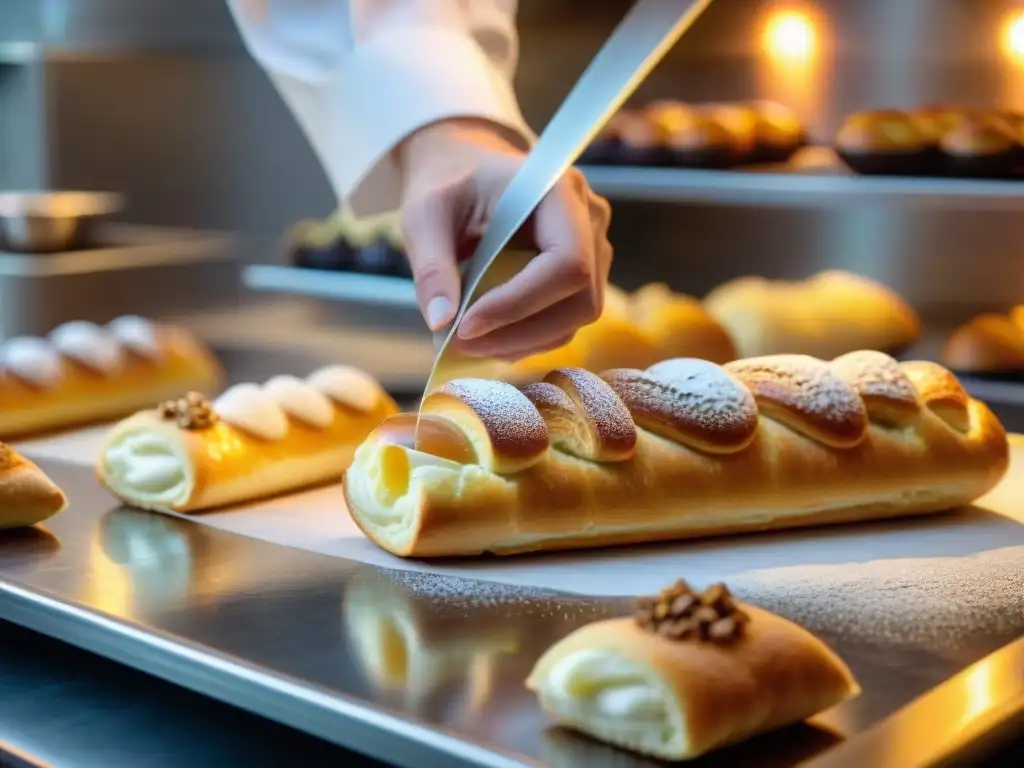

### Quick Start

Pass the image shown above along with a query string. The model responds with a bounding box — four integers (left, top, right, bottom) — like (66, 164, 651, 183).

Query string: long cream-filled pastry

(527, 579, 859, 761)
(344, 351, 1008, 557)
(0, 316, 222, 438)
(704, 270, 920, 358)
(0, 442, 68, 528)
(97, 365, 397, 513)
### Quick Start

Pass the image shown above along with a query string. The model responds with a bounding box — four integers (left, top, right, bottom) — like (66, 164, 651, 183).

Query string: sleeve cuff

(281, 26, 534, 217)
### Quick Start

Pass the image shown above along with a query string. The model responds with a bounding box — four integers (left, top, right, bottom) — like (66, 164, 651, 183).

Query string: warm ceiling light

(1003, 11, 1024, 61)
(763, 10, 816, 61)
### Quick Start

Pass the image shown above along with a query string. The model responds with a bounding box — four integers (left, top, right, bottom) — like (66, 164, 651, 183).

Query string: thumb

(401, 188, 464, 332)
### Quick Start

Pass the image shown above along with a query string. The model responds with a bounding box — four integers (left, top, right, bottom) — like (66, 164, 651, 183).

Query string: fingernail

(425, 296, 453, 330)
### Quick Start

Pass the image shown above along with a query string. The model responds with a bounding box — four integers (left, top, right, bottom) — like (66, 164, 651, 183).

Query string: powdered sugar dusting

(726, 355, 867, 444)
(605, 360, 758, 450)
(521, 382, 574, 413)
(831, 350, 919, 416)
(438, 379, 548, 458)
(732, 546, 1024, 648)
(545, 368, 636, 451)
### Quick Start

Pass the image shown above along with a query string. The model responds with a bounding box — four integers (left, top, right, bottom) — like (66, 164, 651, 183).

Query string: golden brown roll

(526, 580, 858, 761)
(515, 283, 737, 377)
(97, 366, 397, 513)
(699, 103, 760, 164)
(943, 311, 1024, 375)
(835, 109, 935, 176)
(615, 111, 673, 166)
(0, 317, 222, 439)
(748, 100, 807, 163)
(704, 270, 920, 359)
(0, 441, 68, 528)
(344, 352, 1008, 557)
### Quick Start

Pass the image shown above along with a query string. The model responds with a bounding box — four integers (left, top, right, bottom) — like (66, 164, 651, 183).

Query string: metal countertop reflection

(0, 460, 1022, 767)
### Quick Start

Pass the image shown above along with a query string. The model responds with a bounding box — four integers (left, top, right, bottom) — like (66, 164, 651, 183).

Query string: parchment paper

(15, 428, 1024, 597)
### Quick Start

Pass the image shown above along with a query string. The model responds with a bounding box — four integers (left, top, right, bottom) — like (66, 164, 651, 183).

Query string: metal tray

(0, 459, 1022, 768)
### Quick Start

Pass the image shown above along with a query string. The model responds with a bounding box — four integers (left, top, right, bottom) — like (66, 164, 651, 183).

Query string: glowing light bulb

(764, 10, 816, 62)
(1003, 12, 1024, 61)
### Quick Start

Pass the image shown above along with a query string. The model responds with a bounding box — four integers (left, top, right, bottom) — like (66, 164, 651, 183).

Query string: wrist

(396, 118, 525, 176)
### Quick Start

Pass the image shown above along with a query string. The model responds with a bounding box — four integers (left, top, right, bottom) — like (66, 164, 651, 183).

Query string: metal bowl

(0, 191, 125, 253)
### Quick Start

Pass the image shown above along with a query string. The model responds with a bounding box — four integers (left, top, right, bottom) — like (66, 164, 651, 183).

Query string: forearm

(226, 0, 533, 216)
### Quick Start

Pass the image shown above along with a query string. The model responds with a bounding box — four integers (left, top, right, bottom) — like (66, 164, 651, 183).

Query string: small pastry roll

(698, 103, 760, 164)
(704, 270, 920, 359)
(835, 109, 936, 176)
(747, 100, 807, 163)
(526, 580, 859, 761)
(616, 112, 674, 166)
(97, 365, 397, 513)
(0, 317, 222, 439)
(943, 312, 1024, 376)
(0, 442, 68, 528)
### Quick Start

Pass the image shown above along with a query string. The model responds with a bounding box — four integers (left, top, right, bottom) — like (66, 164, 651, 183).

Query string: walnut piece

(635, 579, 749, 646)
(158, 391, 217, 430)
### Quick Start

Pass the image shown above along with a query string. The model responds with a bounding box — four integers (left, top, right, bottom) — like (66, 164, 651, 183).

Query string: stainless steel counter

(0, 458, 1022, 767)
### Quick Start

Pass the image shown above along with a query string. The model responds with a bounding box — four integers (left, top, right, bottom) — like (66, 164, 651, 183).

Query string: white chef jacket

(226, 0, 534, 216)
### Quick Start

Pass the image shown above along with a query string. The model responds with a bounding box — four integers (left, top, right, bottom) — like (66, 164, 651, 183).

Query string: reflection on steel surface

(0, 460, 1021, 767)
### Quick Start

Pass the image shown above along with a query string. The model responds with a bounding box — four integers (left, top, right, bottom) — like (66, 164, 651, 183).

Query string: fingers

(452, 290, 598, 360)
(458, 168, 598, 340)
(402, 187, 465, 331)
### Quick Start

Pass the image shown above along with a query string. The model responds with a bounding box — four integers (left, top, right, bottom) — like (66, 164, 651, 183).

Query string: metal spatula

(423, 0, 715, 399)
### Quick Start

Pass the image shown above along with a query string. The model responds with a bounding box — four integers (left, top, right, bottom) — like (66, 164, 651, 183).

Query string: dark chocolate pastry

(748, 101, 807, 164)
(289, 219, 354, 271)
(939, 121, 1021, 179)
(615, 111, 674, 166)
(835, 109, 937, 176)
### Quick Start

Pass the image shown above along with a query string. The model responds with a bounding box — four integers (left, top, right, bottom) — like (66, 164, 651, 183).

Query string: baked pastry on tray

(527, 579, 858, 761)
(942, 306, 1024, 378)
(343, 351, 1008, 557)
(0, 442, 68, 528)
(97, 365, 397, 513)
(0, 316, 222, 439)
(704, 270, 920, 359)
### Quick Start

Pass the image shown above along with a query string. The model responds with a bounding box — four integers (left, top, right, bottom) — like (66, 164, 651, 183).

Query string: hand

(396, 118, 613, 361)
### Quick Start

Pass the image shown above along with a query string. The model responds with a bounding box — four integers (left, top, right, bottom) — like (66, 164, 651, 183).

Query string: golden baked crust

(344, 352, 1008, 557)
(515, 283, 737, 376)
(943, 310, 1024, 373)
(0, 324, 222, 439)
(526, 607, 858, 761)
(0, 442, 68, 528)
(704, 270, 921, 359)
(97, 374, 397, 513)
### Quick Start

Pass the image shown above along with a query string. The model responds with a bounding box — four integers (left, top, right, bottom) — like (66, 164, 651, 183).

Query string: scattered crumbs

(731, 546, 1024, 649)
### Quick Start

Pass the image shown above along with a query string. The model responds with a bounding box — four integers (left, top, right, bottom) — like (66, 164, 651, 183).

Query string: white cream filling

(541, 650, 682, 755)
(264, 374, 335, 429)
(103, 431, 190, 506)
(0, 336, 63, 388)
(214, 383, 290, 441)
(307, 365, 380, 412)
(107, 315, 161, 360)
(50, 320, 124, 376)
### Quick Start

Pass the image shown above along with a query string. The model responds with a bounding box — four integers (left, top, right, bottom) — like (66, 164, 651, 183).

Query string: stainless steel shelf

(244, 265, 418, 309)
(579, 163, 1024, 210)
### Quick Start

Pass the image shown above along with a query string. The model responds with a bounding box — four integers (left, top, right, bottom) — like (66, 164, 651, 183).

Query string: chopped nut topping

(158, 391, 217, 430)
(635, 579, 749, 645)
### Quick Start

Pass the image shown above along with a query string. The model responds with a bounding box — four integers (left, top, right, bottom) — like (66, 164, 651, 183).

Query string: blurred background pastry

(289, 208, 412, 278)
(835, 109, 936, 176)
(704, 270, 920, 359)
(515, 282, 737, 376)
(943, 308, 1024, 378)
(939, 120, 1021, 179)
